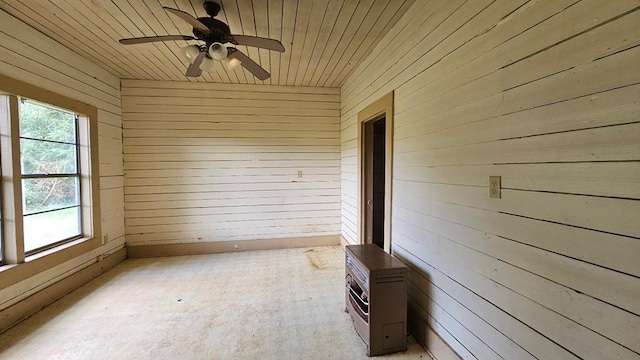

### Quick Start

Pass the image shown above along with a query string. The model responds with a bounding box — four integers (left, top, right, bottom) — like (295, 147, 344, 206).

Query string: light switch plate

(489, 176, 501, 199)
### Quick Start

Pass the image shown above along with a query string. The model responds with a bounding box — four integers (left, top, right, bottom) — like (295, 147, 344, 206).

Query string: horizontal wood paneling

(0, 246, 125, 333)
(0, 11, 125, 315)
(341, 0, 640, 359)
(122, 80, 341, 247)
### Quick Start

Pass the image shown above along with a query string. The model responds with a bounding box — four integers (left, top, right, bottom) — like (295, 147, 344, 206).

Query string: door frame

(357, 91, 393, 253)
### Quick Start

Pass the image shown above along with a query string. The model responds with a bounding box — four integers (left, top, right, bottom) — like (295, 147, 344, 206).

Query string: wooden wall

(340, 1, 640, 359)
(121, 80, 341, 250)
(0, 9, 125, 325)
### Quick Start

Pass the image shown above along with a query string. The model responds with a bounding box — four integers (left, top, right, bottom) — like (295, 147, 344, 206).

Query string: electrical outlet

(297, 170, 303, 178)
(489, 176, 501, 199)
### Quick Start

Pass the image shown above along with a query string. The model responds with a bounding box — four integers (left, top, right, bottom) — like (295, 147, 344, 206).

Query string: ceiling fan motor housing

(193, 17, 232, 44)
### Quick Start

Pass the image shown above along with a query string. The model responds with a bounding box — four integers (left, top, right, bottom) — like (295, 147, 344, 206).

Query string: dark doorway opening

(364, 117, 386, 249)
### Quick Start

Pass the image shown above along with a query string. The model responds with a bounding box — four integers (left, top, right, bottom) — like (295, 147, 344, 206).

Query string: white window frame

(0, 74, 101, 284)
(19, 99, 84, 254)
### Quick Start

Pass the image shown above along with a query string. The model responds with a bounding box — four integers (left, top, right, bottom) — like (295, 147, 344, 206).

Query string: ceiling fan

(118, 1, 285, 80)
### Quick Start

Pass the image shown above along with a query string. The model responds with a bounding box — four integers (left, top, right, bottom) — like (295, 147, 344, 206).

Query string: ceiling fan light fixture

(208, 43, 228, 61)
(200, 57, 216, 72)
(182, 45, 201, 63)
(223, 57, 242, 71)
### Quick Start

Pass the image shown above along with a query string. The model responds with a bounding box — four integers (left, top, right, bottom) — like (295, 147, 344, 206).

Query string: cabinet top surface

(345, 244, 407, 271)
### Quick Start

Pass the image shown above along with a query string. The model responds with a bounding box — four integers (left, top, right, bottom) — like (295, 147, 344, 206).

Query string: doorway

(358, 92, 393, 253)
(364, 117, 386, 249)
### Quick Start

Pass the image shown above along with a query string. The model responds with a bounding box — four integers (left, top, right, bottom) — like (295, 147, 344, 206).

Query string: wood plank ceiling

(0, 0, 415, 86)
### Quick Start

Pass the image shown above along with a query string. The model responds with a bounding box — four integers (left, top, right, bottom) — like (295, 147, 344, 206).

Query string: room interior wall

(340, 1, 640, 359)
(1, 2, 639, 357)
(121, 80, 341, 255)
(0, 10, 125, 331)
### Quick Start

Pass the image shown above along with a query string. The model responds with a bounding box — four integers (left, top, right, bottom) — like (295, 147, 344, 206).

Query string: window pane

(19, 99, 84, 255)
(22, 177, 79, 215)
(23, 207, 81, 253)
(19, 101, 76, 143)
(21, 138, 77, 174)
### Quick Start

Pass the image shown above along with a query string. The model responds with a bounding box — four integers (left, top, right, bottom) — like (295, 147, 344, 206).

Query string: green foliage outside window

(19, 101, 79, 214)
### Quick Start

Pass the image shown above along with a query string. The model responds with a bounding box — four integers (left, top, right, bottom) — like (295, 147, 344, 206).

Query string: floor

(0, 246, 431, 360)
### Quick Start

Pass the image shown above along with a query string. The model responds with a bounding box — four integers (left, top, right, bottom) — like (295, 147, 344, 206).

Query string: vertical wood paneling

(0, 11, 125, 310)
(341, 1, 640, 359)
(122, 80, 341, 246)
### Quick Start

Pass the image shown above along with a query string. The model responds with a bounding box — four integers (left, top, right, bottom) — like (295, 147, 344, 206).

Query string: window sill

(0, 235, 101, 288)
(25, 236, 93, 262)
(0, 263, 19, 274)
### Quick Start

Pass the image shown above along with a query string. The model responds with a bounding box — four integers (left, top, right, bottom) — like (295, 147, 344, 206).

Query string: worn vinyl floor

(0, 246, 431, 360)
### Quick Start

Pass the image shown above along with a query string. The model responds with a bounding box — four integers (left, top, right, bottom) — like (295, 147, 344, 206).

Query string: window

(19, 100, 82, 253)
(0, 77, 101, 268)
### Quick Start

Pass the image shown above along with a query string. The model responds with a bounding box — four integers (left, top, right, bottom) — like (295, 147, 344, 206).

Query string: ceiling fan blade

(232, 35, 285, 52)
(228, 48, 270, 81)
(164, 7, 210, 32)
(185, 51, 206, 77)
(119, 35, 196, 45)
